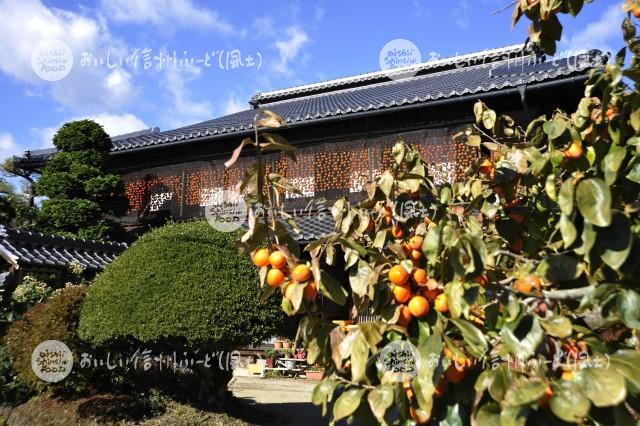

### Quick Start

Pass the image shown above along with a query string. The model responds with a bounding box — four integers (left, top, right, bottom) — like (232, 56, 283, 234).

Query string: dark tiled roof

(241, 214, 335, 243)
(284, 214, 336, 242)
(15, 48, 604, 166)
(251, 44, 529, 102)
(0, 226, 127, 271)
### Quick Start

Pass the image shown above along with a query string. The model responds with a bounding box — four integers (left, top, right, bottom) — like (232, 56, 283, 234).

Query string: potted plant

(282, 348, 294, 358)
(264, 348, 277, 368)
(305, 364, 324, 381)
(274, 335, 286, 349)
(283, 339, 293, 350)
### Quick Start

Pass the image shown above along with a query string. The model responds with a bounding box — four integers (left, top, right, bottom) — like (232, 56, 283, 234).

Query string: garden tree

(0, 178, 32, 227)
(36, 120, 128, 240)
(2, 158, 37, 208)
(78, 221, 286, 403)
(230, 0, 640, 424)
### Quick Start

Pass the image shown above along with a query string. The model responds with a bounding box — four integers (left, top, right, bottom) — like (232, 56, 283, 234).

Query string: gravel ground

(230, 376, 327, 425)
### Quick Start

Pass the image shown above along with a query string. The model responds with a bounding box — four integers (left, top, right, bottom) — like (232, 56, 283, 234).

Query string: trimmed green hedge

(79, 221, 284, 347)
(3, 285, 89, 392)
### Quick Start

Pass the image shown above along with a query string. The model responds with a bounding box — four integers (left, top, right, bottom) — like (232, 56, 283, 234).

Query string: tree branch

(542, 286, 592, 300)
(491, 1, 518, 15)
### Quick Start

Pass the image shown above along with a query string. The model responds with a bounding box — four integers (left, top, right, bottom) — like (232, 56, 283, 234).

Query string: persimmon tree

(229, 1, 640, 424)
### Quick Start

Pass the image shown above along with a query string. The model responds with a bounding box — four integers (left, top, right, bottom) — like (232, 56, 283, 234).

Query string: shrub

(11, 275, 51, 305)
(0, 344, 30, 405)
(79, 221, 284, 348)
(78, 221, 285, 404)
(3, 285, 92, 393)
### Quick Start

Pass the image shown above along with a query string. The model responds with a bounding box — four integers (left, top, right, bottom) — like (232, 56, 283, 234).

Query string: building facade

(16, 45, 603, 230)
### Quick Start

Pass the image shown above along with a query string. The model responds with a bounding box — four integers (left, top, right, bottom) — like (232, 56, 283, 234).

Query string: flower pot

(306, 370, 324, 381)
(266, 357, 274, 368)
(274, 341, 283, 349)
(283, 341, 293, 349)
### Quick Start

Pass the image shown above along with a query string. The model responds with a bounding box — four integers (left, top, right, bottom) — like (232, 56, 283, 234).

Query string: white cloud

(78, 113, 148, 136)
(314, 2, 325, 21)
(451, 0, 472, 29)
(273, 26, 310, 75)
(0, 0, 135, 112)
(32, 113, 149, 150)
(252, 17, 277, 39)
(100, 0, 241, 35)
(223, 93, 246, 115)
(0, 133, 21, 159)
(32, 126, 58, 150)
(161, 65, 213, 128)
(412, 0, 431, 18)
(557, 4, 624, 57)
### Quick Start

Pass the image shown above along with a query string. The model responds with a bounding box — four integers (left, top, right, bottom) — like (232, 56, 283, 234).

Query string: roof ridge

(252, 43, 527, 102)
(263, 53, 539, 107)
(4, 226, 127, 249)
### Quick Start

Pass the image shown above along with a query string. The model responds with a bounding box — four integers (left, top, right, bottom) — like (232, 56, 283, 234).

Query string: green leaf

(367, 384, 394, 425)
(423, 223, 442, 266)
(312, 379, 338, 405)
(482, 109, 497, 130)
(631, 96, 640, 132)
(550, 381, 590, 423)
(578, 367, 627, 407)
(261, 133, 296, 160)
(500, 406, 526, 426)
(450, 318, 488, 358)
(489, 365, 513, 402)
(441, 403, 465, 426)
(545, 174, 557, 201)
(339, 236, 367, 257)
(350, 334, 369, 383)
(626, 161, 640, 184)
(597, 211, 632, 270)
(602, 146, 626, 185)
(281, 297, 295, 316)
(288, 282, 305, 312)
(475, 369, 494, 393)
(474, 101, 485, 124)
(392, 143, 405, 165)
(536, 255, 584, 282)
(333, 387, 365, 420)
(576, 178, 612, 227)
(359, 322, 384, 349)
(474, 403, 501, 426)
(224, 137, 251, 168)
(543, 117, 567, 140)
(378, 171, 394, 198)
(557, 179, 574, 216)
(504, 378, 547, 407)
(319, 270, 348, 306)
(445, 280, 466, 319)
(616, 290, 640, 329)
(575, 222, 596, 256)
(501, 315, 543, 360)
(566, 0, 584, 16)
(540, 315, 572, 338)
(610, 350, 640, 386)
(467, 134, 481, 147)
(373, 230, 386, 249)
(558, 214, 577, 248)
(349, 260, 376, 298)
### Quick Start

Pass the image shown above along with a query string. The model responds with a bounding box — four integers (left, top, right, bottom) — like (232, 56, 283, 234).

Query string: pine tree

(36, 120, 128, 240)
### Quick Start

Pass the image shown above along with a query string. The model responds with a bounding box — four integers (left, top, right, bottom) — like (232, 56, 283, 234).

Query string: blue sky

(0, 0, 623, 165)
